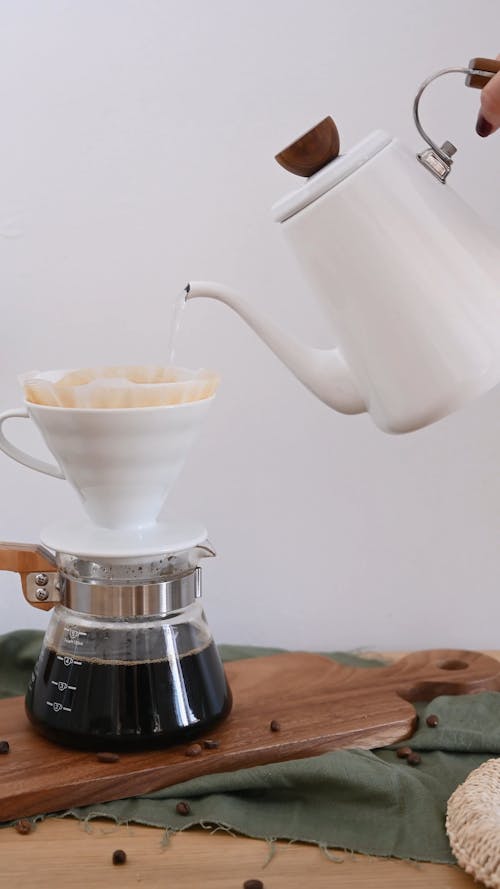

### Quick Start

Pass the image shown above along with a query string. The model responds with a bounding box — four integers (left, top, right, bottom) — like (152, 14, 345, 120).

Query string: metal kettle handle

(414, 57, 500, 182)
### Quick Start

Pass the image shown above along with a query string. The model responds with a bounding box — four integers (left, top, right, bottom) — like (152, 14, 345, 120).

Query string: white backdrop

(1, 0, 500, 651)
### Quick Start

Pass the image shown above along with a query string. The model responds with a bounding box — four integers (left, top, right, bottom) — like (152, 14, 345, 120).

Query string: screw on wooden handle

(466, 57, 500, 90)
(0, 542, 56, 611)
(275, 116, 340, 178)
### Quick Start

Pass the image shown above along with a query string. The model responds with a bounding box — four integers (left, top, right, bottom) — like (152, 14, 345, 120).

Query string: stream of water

(167, 289, 188, 365)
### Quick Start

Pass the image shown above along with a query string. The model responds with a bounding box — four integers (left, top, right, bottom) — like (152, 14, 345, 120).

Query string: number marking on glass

(46, 701, 72, 713)
(57, 655, 83, 667)
(64, 627, 87, 647)
(51, 680, 76, 692)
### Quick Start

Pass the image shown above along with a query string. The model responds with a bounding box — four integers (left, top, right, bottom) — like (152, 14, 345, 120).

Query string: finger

(477, 53, 500, 136)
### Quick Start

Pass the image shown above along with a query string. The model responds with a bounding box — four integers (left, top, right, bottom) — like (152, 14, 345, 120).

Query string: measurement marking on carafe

(57, 656, 82, 667)
(64, 627, 87, 646)
(46, 701, 72, 713)
(51, 680, 76, 692)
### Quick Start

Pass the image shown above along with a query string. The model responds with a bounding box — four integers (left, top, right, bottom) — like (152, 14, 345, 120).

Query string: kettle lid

(272, 129, 392, 223)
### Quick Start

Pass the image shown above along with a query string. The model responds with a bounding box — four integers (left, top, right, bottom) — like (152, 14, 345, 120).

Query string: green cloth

(1, 630, 499, 864)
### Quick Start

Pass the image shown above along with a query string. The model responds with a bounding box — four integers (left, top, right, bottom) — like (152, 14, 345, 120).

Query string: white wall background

(1, 0, 500, 651)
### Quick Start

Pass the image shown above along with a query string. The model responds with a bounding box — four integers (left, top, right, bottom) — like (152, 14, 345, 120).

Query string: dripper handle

(0, 409, 65, 479)
(0, 542, 57, 611)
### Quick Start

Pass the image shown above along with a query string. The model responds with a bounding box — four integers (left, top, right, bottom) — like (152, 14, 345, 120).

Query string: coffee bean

(407, 752, 421, 766)
(203, 739, 220, 749)
(96, 752, 120, 763)
(14, 819, 32, 835)
(426, 714, 439, 727)
(112, 849, 127, 865)
(176, 801, 191, 816)
(243, 881, 264, 889)
(270, 720, 281, 732)
(0, 740, 10, 754)
(396, 746, 413, 759)
(185, 743, 202, 757)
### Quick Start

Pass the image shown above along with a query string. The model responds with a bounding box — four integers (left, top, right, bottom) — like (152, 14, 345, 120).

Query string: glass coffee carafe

(4, 542, 232, 750)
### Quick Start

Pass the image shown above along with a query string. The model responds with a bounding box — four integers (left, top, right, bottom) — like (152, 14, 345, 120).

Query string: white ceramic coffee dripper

(0, 372, 213, 547)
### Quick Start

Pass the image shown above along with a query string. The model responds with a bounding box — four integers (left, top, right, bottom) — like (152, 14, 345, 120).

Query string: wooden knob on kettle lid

(275, 116, 340, 177)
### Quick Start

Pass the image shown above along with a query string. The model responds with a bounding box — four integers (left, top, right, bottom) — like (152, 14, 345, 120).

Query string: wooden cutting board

(1, 647, 500, 822)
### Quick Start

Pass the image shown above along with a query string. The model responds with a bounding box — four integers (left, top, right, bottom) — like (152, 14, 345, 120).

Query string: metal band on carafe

(25, 567, 202, 617)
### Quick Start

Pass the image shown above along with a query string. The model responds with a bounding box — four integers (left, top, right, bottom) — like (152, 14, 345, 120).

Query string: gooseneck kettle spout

(185, 282, 366, 415)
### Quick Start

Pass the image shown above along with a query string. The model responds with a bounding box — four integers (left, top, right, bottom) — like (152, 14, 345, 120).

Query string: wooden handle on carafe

(466, 57, 500, 89)
(0, 542, 56, 611)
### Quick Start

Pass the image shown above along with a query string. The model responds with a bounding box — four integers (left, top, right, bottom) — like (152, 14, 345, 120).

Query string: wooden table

(0, 652, 492, 889)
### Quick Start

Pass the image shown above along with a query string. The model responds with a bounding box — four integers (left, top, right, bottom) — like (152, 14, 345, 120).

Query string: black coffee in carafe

(25, 598, 232, 750)
(26, 640, 231, 749)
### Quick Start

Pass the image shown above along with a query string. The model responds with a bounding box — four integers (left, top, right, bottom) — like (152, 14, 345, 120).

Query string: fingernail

(476, 113, 493, 137)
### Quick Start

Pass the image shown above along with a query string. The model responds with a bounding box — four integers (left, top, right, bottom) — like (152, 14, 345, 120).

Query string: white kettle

(187, 62, 500, 434)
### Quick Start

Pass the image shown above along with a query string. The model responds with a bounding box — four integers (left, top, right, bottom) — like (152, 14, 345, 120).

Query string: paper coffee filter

(21, 366, 219, 408)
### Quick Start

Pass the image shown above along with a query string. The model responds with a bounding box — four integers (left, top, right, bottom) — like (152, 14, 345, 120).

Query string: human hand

(476, 54, 500, 136)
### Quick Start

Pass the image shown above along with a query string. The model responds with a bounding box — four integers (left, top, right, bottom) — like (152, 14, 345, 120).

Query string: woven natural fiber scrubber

(447, 758, 500, 888)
